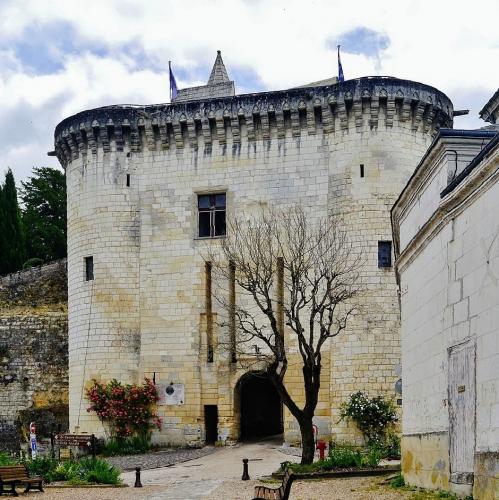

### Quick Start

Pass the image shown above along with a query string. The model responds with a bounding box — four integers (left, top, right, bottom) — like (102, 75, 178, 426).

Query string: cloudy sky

(1, 0, 498, 183)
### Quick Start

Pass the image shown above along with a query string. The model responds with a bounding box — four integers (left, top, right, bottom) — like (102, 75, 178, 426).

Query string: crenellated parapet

(54, 76, 453, 167)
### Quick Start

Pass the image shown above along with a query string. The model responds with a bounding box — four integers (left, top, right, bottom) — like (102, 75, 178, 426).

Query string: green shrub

(390, 473, 405, 488)
(287, 462, 318, 474)
(278, 444, 388, 475)
(323, 445, 364, 469)
(383, 432, 401, 459)
(0, 452, 18, 466)
(365, 442, 384, 467)
(78, 457, 121, 485)
(22, 258, 44, 269)
(101, 435, 151, 456)
(52, 461, 81, 481)
(23, 456, 59, 483)
(66, 477, 90, 486)
(340, 391, 397, 444)
(21, 456, 121, 485)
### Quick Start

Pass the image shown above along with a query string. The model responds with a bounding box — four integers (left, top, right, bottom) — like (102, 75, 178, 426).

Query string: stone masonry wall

(395, 138, 499, 497)
(57, 76, 453, 445)
(0, 260, 68, 451)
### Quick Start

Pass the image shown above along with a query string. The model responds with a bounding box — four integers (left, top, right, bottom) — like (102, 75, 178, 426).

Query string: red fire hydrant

(317, 439, 326, 460)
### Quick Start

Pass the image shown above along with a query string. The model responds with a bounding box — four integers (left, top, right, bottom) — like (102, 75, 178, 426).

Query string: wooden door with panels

(448, 340, 476, 486)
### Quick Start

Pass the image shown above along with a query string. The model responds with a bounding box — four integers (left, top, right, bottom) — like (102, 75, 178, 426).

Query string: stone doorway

(204, 405, 218, 444)
(237, 372, 283, 440)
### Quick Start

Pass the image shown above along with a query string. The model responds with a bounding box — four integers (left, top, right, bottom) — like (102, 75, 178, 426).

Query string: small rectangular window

(378, 241, 392, 268)
(126, 174, 130, 187)
(198, 193, 226, 238)
(85, 256, 94, 281)
(360, 164, 365, 178)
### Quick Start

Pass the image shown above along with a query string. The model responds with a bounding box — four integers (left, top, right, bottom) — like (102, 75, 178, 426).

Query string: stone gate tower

(53, 52, 453, 445)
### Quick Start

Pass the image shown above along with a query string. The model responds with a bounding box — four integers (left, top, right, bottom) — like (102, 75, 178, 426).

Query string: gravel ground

(207, 476, 411, 499)
(12, 485, 166, 499)
(10, 477, 411, 499)
(105, 447, 215, 471)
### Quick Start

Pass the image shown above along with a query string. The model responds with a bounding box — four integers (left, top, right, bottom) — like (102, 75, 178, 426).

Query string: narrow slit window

(378, 241, 392, 268)
(360, 164, 365, 178)
(198, 193, 226, 238)
(85, 256, 94, 281)
(126, 174, 130, 187)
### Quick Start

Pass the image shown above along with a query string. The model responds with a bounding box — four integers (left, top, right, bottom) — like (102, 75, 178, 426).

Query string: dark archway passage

(239, 372, 283, 440)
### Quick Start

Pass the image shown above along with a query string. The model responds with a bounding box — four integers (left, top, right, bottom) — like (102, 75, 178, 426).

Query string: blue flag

(337, 45, 344, 83)
(169, 61, 178, 100)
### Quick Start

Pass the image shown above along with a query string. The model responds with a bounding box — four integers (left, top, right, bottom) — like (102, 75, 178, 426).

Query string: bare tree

(206, 206, 361, 464)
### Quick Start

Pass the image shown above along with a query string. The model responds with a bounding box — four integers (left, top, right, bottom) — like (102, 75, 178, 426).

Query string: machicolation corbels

(54, 77, 453, 168)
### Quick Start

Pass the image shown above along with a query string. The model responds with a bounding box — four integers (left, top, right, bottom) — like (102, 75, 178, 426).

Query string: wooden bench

(0, 465, 43, 496)
(253, 468, 294, 500)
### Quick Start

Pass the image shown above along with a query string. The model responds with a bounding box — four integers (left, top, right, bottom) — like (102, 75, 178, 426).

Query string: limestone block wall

(0, 260, 68, 451)
(66, 144, 141, 435)
(55, 76, 453, 446)
(394, 135, 499, 497)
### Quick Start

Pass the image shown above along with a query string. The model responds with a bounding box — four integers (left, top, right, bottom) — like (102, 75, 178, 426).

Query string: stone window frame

(193, 187, 230, 241)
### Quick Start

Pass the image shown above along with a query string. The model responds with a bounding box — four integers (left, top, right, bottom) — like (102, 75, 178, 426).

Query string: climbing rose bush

(86, 378, 161, 439)
(340, 391, 397, 444)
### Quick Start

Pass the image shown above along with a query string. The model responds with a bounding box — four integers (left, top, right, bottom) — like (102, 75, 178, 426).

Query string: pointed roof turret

(172, 50, 235, 103)
(207, 50, 230, 86)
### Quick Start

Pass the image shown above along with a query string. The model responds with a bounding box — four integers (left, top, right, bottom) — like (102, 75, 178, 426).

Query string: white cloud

(0, 0, 498, 182)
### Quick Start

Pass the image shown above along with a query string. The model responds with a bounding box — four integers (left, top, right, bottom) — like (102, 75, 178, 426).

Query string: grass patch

(278, 445, 390, 474)
(390, 473, 405, 488)
(390, 482, 469, 500)
(278, 443, 388, 475)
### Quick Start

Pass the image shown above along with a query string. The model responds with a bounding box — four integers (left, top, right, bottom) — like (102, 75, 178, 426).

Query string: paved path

(120, 437, 297, 498)
(106, 447, 215, 471)
(37, 439, 408, 499)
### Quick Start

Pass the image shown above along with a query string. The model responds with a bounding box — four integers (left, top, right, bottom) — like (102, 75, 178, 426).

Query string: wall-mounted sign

(157, 383, 185, 405)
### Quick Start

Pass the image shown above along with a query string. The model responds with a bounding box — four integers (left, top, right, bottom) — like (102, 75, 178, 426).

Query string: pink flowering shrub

(86, 378, 161, 440)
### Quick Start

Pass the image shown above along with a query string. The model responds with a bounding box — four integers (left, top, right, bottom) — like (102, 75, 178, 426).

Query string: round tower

(55, 73, 453, 444)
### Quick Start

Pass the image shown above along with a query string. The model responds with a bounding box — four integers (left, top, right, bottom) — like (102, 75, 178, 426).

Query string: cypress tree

(20, 167, 67, 263)
(0, 169, 25, 275)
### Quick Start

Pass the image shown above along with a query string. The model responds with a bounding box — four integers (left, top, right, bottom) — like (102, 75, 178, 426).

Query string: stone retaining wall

(0, 259, 68, 451)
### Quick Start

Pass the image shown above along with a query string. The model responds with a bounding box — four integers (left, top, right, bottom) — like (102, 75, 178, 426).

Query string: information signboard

(54, 434, 93, 447)
(157, 383, 185, 405)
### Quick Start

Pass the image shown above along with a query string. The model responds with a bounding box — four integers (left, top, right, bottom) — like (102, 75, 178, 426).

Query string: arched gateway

(236, 372, 283, 440)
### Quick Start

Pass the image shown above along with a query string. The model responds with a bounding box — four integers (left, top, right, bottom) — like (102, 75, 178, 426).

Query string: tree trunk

(298, 415, 315, 464)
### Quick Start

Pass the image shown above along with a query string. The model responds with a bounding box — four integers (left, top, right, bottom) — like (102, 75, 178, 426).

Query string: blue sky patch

(8, 20, 109, 74)
(328, 27, 390, 59)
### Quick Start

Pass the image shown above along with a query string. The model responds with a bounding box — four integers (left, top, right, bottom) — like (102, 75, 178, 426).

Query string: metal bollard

(242, 458, 250, 480)
(134, 467, 143, 487)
